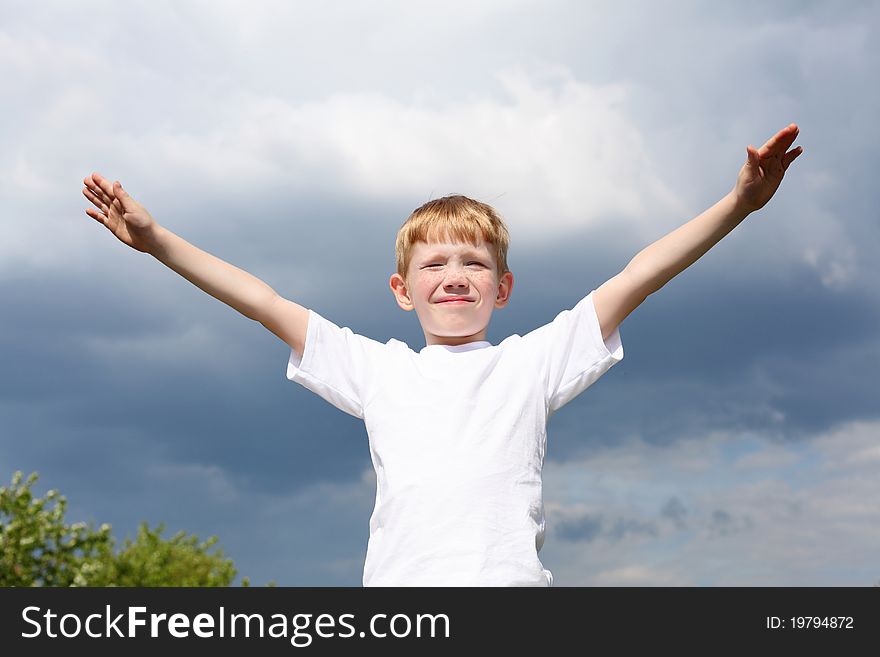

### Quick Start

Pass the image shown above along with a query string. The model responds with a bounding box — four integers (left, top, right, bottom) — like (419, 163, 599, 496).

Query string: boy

(83, 124, 802, 586)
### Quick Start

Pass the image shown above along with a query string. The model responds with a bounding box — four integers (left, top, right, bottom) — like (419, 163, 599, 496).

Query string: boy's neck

(423, 331, 489, 348)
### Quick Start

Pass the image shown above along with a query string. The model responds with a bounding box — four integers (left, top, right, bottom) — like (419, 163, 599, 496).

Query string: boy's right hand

(83, 172, 161, 254)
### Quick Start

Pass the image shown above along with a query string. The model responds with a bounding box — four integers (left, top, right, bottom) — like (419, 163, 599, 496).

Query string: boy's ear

(389, 273, 414, 311)
(494, 271, 514, 309)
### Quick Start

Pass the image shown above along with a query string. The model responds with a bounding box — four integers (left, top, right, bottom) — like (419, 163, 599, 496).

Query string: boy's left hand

(734, 123, 803, 213)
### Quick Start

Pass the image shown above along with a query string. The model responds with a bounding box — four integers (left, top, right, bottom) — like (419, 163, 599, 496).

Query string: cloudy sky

(2, 0, 879, 586)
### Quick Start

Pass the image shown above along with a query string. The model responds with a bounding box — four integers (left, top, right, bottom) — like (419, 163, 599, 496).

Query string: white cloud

(225, 67, 682, 240)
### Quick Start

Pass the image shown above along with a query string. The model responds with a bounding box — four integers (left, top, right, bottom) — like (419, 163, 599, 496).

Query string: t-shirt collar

(419, 340, 492, 354)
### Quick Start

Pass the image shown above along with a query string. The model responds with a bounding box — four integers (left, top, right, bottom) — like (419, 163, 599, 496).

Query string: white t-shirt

(286, 290, 624, 586)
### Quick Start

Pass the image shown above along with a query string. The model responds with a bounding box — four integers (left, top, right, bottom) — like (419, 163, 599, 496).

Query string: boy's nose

(443, 273, 469, 288)
(442, 268, 469, 287)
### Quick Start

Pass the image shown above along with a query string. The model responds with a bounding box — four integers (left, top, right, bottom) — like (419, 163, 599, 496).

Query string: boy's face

(389, 238, 513, 348)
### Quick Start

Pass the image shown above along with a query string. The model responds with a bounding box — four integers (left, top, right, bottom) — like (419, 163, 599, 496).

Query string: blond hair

(395, 195, 510, 280)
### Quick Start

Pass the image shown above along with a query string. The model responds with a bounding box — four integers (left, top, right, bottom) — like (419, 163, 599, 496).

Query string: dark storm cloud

(555, 513, 658, 543)
(555, 514, 604, 543)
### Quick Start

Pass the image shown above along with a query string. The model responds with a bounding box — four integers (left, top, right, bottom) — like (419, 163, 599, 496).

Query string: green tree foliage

(1, 471, 256, 587)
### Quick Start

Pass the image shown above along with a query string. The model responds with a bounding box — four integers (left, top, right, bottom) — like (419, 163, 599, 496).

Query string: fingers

(88, 171, 117, 199)
(84, 172, 132, 217)
(782, 145, 804, 171)
(746, 145, 761, 170)
(83, 171, 132, 225)
(84, 173, 113, 206)
(113, 180, 134, 212)
(85, 207, 105, 224)
(758, 123, 799, 158)
(82, 186, 109, 213)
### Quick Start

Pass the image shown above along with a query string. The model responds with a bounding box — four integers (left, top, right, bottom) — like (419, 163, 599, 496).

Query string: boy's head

(389, 195, 514, 348)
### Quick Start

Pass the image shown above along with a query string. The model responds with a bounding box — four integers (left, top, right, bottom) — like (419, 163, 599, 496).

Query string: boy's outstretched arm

(593, 124, 803, 342)
(83, 172, 310, 356)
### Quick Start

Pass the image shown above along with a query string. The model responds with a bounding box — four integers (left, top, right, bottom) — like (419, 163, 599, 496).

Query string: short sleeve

(525, 290, 624, 415)
(285, 309, 383, 419)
